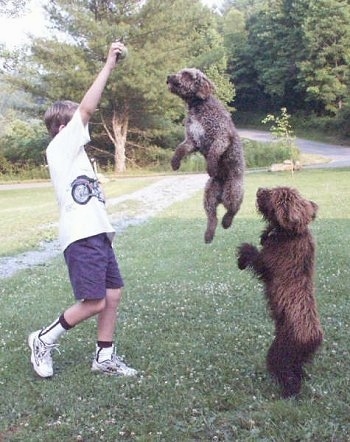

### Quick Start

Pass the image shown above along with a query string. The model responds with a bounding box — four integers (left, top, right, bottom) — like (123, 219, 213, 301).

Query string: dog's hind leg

(203, 178, 221, 243)
(267, 335, 302, 398)
(221, 178, 244, 229)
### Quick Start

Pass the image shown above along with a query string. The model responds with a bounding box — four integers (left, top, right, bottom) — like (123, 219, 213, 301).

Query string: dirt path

(0, 174, 207, 279)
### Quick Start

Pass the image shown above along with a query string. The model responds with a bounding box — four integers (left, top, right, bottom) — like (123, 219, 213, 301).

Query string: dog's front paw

(171, 155, 181, 171)
(237, 243, 256, 270)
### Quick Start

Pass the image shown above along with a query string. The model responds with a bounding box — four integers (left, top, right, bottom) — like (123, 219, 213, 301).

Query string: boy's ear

(58, 125, 66, 132)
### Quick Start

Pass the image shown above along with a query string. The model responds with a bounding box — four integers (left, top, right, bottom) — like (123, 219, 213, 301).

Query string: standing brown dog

(237, 187, 323, 398)
(167, 68, 244, 243)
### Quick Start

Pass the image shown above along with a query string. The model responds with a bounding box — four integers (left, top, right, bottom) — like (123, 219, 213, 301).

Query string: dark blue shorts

(63, 233, 124, 300)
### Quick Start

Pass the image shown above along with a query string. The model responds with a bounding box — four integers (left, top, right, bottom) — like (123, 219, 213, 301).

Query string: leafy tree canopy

(0, 0, 27, 17)
(2, 0, 233, 171)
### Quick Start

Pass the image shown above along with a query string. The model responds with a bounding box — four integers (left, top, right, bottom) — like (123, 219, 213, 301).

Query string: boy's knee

(106, 288, 122, 306)
(85, 298, 106, 315)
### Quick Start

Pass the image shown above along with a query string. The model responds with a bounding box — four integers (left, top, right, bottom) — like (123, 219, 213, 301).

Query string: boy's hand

(79, 41, 127, 125)
(106, 41, 127, 69)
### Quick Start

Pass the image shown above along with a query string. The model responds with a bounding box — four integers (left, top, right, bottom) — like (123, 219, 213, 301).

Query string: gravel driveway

(0, 174, 207, 279)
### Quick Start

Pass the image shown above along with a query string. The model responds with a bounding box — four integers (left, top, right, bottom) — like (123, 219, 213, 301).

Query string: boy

(28, 41, 137, 378)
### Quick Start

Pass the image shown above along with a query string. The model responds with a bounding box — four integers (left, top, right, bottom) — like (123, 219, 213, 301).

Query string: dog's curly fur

(167, 68, 244, 243)
(237, 187, 323, 398)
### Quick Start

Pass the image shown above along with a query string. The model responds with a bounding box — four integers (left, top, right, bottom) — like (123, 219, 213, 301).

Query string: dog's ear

(273, 188, 316, 233)
(196, 73, 215, 99)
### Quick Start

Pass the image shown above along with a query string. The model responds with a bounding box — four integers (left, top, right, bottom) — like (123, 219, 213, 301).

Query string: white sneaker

(28, 330, 58, 378)
(91, 353, 138, 377)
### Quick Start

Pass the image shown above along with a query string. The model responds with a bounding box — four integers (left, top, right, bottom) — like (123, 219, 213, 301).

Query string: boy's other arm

(79, 41, 125, 126)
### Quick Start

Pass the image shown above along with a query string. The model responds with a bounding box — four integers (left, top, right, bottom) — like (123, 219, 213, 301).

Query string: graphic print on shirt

(71, 175, 105, 205)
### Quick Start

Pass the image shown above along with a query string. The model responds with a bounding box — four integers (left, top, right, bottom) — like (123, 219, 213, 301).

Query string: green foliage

(0, 0, 27, 17)
(128, 144, 174, 170)
(260, 107, 299, 164)
(129, 147, 207, 173)
(222, 0, 350, 121)
(262, 107, 294, 139)
(0, 118, 48, 165)
(0, 170, 350, 440)
(3, 0, 350, 160)
(2, 0, 233, 171)
(243, 138, 300, 168)
(0, 164, 50, 181)
(0, 133, 302, 178)
(297, 0, 350, 114)
(140, 137, 301, 171)
(0, 153, 12, 174)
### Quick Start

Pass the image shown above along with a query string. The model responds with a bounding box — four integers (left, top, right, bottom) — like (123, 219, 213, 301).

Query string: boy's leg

(97, 288, 122, 341)
(64, 298, 106, 325)
(29, 299, 106, 378)
(92, 288, 137, 376)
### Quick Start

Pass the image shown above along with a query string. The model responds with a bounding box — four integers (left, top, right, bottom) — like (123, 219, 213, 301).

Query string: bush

(0, 118, 48, 166)
(129, 146, 206, 173)
(0, 139, 300, 180)
(0, 164, 50, 182)
(134, 139, 299, 172)
(243, 138, 300, 168)
(0, 154, 13, 174)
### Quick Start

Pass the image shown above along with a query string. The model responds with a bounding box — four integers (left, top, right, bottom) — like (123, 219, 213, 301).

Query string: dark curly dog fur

(167, 68, 244, 243)
(237, 187, 323, 398)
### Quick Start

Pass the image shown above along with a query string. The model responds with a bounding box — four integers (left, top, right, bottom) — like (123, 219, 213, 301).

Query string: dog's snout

(167, 74, 175, 84)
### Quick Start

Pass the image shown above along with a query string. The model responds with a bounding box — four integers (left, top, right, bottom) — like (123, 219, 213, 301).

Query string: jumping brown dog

(167, 68, 244, 243)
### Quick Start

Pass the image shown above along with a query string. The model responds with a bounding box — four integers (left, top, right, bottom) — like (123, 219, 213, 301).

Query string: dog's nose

(167, 74, 176, 84)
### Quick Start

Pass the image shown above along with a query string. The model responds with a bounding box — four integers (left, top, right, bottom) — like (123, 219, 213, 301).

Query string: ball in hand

(118, 47, 128, 60)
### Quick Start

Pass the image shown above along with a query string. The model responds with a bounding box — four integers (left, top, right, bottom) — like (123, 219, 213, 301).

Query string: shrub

(0, 139, 300, 180)
(243, 138, 300, 168)
(0, 154, 13, 174)
(0, 118, 48, 166)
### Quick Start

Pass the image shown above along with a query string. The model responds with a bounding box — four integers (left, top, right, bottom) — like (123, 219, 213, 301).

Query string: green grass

(0, 176, 162, 256)
(1, 169, 350, 441)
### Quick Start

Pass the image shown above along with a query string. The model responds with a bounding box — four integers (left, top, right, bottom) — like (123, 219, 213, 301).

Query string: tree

(245, 0, 307, 108)
(221, 5, 265, 110)
(297, 0, 350, 114)
(0, 0, 27, 17)
(222, 0, 350, 117)
(3, 0, 233, 173)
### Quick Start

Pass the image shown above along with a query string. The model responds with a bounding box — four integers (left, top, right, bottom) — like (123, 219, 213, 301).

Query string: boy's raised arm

(79, 41, 126, 126)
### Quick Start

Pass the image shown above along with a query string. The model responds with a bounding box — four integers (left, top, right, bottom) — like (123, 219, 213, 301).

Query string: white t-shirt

(46, 109, 115, 252)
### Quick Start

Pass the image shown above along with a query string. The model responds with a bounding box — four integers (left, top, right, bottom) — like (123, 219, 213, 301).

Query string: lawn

(0, 176, 162, 257)
(0, 168, 350, 441)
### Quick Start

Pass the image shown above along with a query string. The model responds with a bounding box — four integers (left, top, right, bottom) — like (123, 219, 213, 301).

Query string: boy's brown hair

(44, 100, 79, 138)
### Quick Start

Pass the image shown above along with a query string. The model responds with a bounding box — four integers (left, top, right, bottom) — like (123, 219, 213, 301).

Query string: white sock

(39, 317, 67, 345)
(96, 344, 114, 362)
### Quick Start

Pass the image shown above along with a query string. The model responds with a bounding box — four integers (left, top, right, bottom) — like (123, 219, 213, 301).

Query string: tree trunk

(101, 106, 129, 174)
